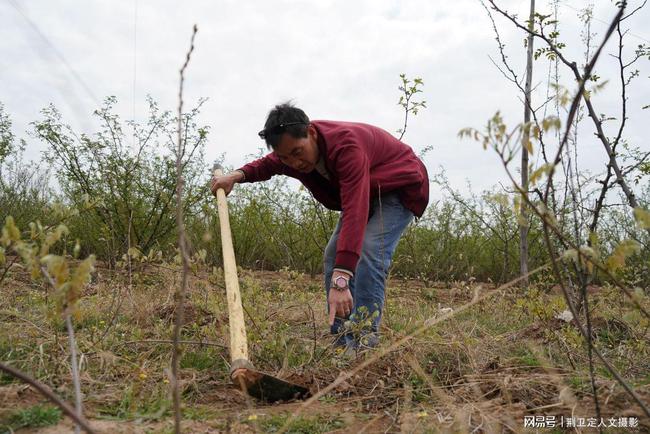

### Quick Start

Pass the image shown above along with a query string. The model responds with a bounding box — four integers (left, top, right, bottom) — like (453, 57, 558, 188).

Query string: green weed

(98, 385, 170, 421)
(1, 405, 61, 432)
(513, 348, 541, 367)
(180, 350, 221, 371)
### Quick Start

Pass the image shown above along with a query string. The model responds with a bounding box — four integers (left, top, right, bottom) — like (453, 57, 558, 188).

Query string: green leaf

(40, 225, 69, 256)
(529, 163, 554, 185)
(523, 137, 534, 154)
(606, 239, 642, 272)
(67, 255, 96, 306)
(541, 116, 561, 132)
(562, 248, 578, 262)
(1, 216, 21, 246)
(41, 254, 69, 289)
(633, 208, 650, 229)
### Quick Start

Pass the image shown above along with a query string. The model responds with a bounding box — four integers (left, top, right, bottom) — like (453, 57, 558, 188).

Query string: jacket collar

(313, 122, 334, 179)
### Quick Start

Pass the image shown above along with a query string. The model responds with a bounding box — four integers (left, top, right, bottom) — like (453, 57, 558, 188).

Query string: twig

(518, 0, 536, 286)
(581, 278, 602, 424)
(0, 362, 96, 434)
(41, 267, 84, 434)
(121, 339, 226, 349)
(171, 24, 197, 434)
(540, 212, 650, 418)
(487, 116, 650, 419)
(277, 265, 548, 433)
(64, 311, 82, 434)
(92, 211, 131, 347)
(0, 254, 19, 287)
(306, 303, 317, 365)
(490, 1, 648, 228)
(487, 1, 650, 320)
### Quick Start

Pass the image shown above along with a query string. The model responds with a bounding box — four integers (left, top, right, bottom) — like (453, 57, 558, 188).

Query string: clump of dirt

(512, 318, 567, 340)
(157, 301, 217, 327)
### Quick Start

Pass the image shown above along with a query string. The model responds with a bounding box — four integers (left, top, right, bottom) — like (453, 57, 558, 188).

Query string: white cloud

(1, 0, 648, 199)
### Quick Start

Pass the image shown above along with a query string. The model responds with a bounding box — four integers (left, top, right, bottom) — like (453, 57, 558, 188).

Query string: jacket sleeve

(331, 144, 370, 274)
(237, 153, 285, 182)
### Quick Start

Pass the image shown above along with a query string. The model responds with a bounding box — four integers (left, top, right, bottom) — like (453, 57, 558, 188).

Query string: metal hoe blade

(232, 368, 310, 402)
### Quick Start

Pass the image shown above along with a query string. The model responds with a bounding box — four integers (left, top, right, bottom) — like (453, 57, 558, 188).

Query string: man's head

(259, 102, 319, 173)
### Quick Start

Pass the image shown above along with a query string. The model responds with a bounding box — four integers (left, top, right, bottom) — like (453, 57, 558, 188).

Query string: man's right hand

(328, 288, 354, 326)
(211, 171, 244, 197)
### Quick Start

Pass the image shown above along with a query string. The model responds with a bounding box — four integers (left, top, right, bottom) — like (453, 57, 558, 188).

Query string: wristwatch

(332, 275, 350, 291)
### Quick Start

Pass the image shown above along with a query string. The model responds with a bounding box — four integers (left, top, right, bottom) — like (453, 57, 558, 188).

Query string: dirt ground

(1, 266, 649, 433)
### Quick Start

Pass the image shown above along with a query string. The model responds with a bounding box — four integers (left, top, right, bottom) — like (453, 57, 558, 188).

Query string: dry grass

(1, 263, 649, 433)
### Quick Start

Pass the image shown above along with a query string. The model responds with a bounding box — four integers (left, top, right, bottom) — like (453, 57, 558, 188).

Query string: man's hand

(211, 171, 244, 196)
(328, 270, 354, 326)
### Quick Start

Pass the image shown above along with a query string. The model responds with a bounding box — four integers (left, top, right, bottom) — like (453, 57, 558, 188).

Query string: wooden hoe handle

(213, 168, 249, 371)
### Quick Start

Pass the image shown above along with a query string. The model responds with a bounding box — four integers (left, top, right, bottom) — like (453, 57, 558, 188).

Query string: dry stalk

(41, 267, 84, 434)
(405, 353, 457, 409)
(490, 125, 650, 418)
(92, 211, 132, 348)
(122, 339, 226, 349)
(358, 413, 385, 434)
(277, 265, 548, 434)
(525, 342, 582, 413)
(64, 311, 82, 434)
(171, 24, 197, 434)
(480, 2, 650, 414)
(0, 254, 19, 286)
(0, 362, 96, 433)
(489, 0, 648, 226)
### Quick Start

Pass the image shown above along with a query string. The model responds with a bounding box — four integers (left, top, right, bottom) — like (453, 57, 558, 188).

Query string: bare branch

(0, 362, 96, 434)
(41, 267, 84, 434)
(171, 24, 198, 434)
(490, 1, 646, 222)
(279, 265, 549, 433)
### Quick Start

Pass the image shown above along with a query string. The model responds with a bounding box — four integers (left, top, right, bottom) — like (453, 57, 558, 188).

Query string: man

(211, 102, 429, 352)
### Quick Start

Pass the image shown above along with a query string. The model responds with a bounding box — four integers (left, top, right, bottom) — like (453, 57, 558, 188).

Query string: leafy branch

(396, 74, 426, 141)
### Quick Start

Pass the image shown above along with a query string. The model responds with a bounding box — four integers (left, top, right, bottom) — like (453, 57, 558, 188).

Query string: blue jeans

(324, 192, 413, 348)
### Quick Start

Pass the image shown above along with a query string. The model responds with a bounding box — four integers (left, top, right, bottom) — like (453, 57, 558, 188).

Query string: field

(2, 0, 650, 432)
(1, 263, 648, 433)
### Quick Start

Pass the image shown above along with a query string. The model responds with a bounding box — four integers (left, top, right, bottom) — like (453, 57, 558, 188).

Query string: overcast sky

(1, 0, 648, 199)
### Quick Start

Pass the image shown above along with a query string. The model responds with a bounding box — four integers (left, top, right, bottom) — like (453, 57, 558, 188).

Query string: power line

(559, 0, 650, 44)
(7, 0, 101, 107)
(132, 0, 138, 149)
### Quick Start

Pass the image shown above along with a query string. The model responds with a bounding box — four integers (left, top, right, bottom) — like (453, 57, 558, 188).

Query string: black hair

(260, 102, 310, 150)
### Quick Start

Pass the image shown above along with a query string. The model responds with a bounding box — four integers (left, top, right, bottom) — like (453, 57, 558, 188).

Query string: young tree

(465, 0, 650, 419)
(34, 97, 209, 264)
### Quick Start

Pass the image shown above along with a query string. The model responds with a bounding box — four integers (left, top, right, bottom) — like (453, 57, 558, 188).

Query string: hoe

(213, 165, 310, 402)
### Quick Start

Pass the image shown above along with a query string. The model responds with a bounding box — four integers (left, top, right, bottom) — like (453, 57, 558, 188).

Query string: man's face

(274, 124, 319, 173)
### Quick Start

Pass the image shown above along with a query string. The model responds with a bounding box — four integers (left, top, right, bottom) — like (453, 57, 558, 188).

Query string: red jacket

(238, 120, 429, 273)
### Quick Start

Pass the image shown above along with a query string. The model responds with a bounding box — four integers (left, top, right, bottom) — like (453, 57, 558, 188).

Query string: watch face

(334, 276, 348, 289)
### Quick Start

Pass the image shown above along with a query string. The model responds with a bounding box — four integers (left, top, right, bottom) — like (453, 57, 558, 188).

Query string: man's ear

(307, 123, 317, 140)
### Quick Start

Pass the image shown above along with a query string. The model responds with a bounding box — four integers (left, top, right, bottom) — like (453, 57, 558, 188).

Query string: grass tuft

(1, 405, 62, 432)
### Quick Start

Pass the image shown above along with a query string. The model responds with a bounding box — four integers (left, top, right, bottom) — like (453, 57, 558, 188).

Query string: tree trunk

(520, 0, 535, 286)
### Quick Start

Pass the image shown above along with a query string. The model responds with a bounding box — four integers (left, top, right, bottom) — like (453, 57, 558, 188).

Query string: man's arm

(327, 143, 370, 325)
(237, 153, 285, 183)
(210, 153, 284, 196)
(331, 144, 371, 274)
